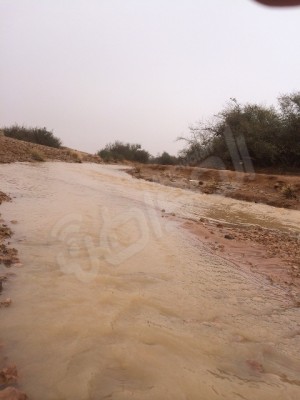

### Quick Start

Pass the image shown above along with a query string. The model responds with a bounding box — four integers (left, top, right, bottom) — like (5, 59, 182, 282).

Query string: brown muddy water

(0, 162, 300, 400)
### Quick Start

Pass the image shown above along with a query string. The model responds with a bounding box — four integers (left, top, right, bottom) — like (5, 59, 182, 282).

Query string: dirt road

(0, 163, 300, 400)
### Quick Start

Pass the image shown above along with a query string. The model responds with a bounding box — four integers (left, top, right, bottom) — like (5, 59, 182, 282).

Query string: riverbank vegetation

(1, 125, 62, 148)
(178, 92, 300, 171)
(2, 91, 299, 171)
(98, 91, 300, 171)
(97, 141, 150, 163)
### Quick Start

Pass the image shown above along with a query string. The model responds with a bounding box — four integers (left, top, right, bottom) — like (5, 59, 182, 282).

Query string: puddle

(205, 208, 287, 231)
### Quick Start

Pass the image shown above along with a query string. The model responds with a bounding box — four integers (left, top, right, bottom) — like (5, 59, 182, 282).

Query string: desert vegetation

(2, 125, 62, 148)
(97, 91, 300, 172)
(3, 91, 299, 173)
(98, 141, 150, 163)
(30, 149, 45, 162)
(178, 91, 300, 171)
(150, 152, 178, 165)
(98, 142, 179, 165)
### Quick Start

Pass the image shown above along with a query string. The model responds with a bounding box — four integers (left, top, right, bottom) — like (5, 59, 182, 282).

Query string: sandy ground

(129, 164, 300, 210)
(0, 191, 19, 269)
(0, 192, 26, 399)
(0, 136, 101, 164)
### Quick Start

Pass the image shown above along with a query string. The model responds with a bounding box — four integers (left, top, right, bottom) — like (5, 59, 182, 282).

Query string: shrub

(281, 184, 297, 199)
(30, 149, 45, 161)
(2, 125, 62, 148)
(151, 152, 178, 165)
(69, 150, 82, 163)
(98, 141, 150, 163)
(202, 179, 219, 194)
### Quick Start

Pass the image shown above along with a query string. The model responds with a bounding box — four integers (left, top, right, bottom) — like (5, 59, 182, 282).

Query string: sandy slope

(0, 135, 101, 164)
(129, 164, 300, 210)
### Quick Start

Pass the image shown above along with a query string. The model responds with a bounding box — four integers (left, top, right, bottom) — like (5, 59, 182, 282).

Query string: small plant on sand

(65, 150, 82, 163)
(30, 149, 45, 162)
(71, 151, 82, 163)
(281, 184, 297, 199)
(202, 179, 219, 194)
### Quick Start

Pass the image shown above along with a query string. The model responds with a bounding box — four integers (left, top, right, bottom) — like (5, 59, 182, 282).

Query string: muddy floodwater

(0, 162, 300, 400)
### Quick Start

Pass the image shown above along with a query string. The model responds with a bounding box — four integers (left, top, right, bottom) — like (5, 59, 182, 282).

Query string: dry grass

(281, 184, 297, 199)
(30, 149, 45, 162)
(68, 150, 82, 163)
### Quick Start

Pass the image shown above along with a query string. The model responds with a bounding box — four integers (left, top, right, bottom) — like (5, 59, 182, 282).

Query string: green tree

(277, 92, 300, 167)
(178, 92, 300, 170)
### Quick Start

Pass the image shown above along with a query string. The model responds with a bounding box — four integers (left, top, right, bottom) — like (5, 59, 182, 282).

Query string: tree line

(97, 141, 178, 165)
(179, 92, 300, 170)
(98, 91, 300, 170)
(2, 91, 299, 169)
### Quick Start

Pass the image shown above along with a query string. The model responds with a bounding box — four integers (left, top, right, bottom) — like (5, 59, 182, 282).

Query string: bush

(30, 149, 45, 161)
(202, 179, 219, 194)
(281, 184, 297, 199)
(2, 125, 62, 148)
(66, 150, 82, 163)
(98, 141, 150, 163)
(151, 152, 178, 165)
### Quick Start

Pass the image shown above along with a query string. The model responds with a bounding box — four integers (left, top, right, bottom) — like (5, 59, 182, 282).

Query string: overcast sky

(1, 0, 299, 155)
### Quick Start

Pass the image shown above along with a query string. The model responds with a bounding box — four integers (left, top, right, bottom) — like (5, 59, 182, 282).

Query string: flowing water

(0, 162, 300, 400)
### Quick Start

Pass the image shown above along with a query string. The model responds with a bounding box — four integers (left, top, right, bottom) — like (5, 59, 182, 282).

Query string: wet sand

(0, 192, 26, 399)
(129, 164, 300, 301)
(181, 217, 300, 305)
(0, 190, 19, 298)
